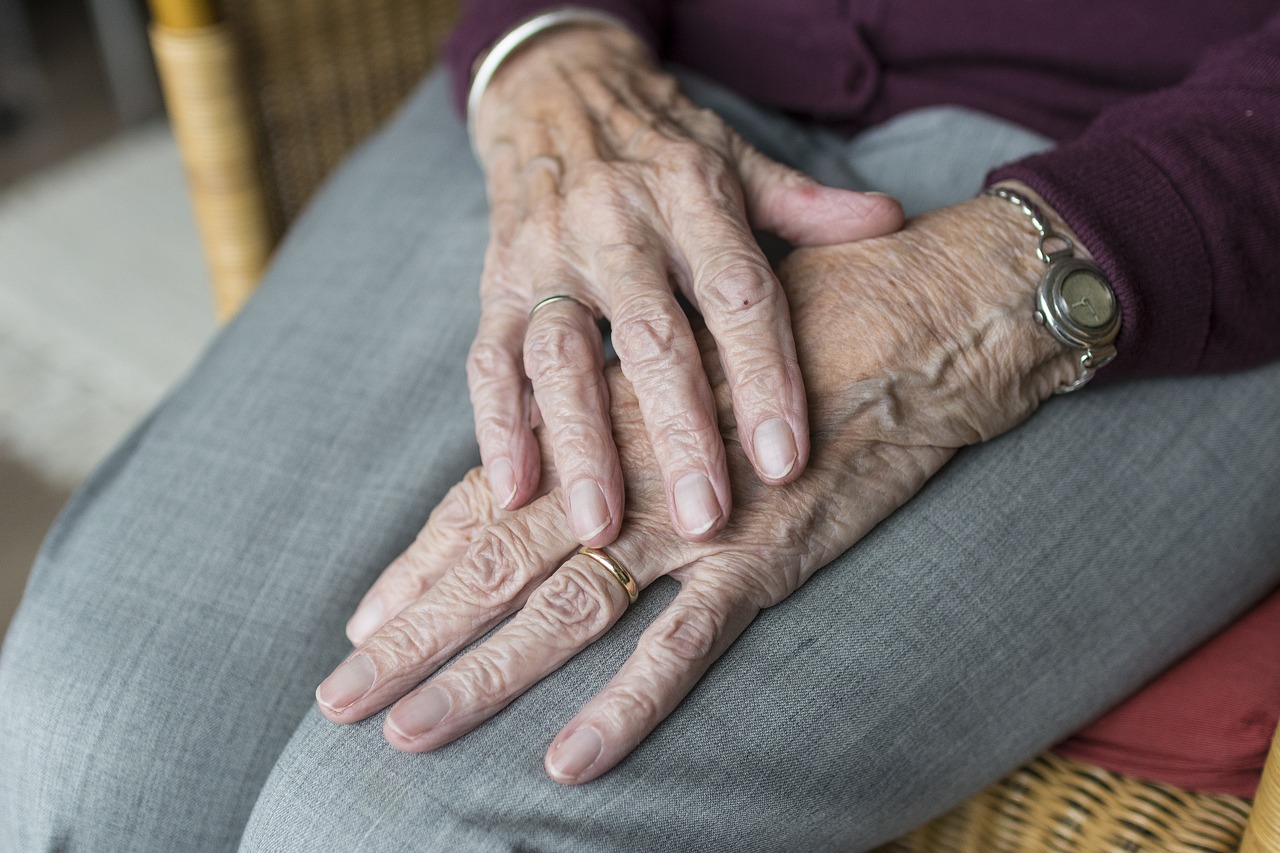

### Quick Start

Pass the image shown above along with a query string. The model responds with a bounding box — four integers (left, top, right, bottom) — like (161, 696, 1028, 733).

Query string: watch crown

(1033, 310, 1046, 326)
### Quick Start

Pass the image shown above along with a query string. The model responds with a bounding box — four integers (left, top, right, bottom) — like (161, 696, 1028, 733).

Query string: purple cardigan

(445, 1, 1280, 380)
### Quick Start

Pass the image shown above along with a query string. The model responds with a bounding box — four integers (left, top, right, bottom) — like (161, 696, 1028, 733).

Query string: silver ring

(528, 294, 592, 322)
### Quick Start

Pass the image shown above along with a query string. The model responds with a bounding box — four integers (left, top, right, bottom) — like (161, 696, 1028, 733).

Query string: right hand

(326, 200, 1078, 784)
(466, 21, 903, 547)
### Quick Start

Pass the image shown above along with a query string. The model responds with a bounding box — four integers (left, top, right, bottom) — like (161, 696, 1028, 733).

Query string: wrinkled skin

(317, 193, 1081, 785)
(468, 23, 903, 546)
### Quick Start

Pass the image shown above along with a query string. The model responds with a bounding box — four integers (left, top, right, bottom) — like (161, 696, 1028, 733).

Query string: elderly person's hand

(466, 21, 903, 546)
(320, 188, 1083, 783)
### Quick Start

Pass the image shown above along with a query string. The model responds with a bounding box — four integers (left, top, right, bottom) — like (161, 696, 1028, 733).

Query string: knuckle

(470, 405, 523, 454)
(698, 258, 779, 317)
(523, 203, 566, 246)
(603, 680, 663, 727)
(544, 410, 610, 468)
(466, 338, 519, 386)
(682, 105, 726, 133)
(529, 568, 615, 639)
(479, 243, 523, 293)
(711, 548, 800, 609)
(731, 358, 790, 404)
(573, 161, 633, 208)
(487, 196, 523, 236)
(521, 153, 565, 185)
(611, 310, 683, 369)
(525, 317, 599, 382)
(450, 652, 512, 701)
(648, 609, 719, 664)
(666, 138, 722, 178)
(593, 237, 659, 289)
(472, 416, 522, 455)
(455, 531, 535, 602)
(367, 614, 434, 667)
(642, 405, 720, 464)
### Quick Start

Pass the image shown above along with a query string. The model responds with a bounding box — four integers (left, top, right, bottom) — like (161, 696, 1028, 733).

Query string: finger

(381, 535, 665, 752)
(346, 468, 499, 646)
(523, 282, 624, 547)
(669, 201, 809, 486)
(544, 572, 758, 784)
(598, 237, 730, 541)
(733, 140, 904, 246)
(467, 296, 541, 511)
(315, 493, 576, 723)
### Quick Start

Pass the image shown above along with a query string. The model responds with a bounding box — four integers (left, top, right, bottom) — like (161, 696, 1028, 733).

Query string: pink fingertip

(316, 655, 375, 713)
(569, 480, 611, 541)
(754, 418, 798, 480)
(488, 458, 518, 508)
(345, 595, 384, 645)
(674, 472, 721, 536)
(387, 686, 451, 740)
(547, 727, 603, 782)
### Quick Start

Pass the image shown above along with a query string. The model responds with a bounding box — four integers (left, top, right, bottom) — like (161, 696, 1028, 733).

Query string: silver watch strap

(983, 186, 1117, 394)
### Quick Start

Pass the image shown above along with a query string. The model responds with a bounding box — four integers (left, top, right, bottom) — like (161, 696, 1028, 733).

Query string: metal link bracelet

(983, 186, 1076, 265)
(983, 186, 1121, 393)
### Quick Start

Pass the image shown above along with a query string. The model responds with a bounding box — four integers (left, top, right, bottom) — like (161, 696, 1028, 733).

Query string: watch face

(1059, 269, 1116, 330)
(1038, 258, 1120, 349)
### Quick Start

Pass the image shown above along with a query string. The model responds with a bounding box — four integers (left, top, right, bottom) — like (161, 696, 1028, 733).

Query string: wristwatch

(983, 186, 1120, 393)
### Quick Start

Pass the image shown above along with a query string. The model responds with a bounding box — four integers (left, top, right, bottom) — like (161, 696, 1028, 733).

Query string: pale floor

(0, 456, 67, 643)
(0, 0, 209, 646)
(0, 0, 112, 645)
(0, 125, 213, 645)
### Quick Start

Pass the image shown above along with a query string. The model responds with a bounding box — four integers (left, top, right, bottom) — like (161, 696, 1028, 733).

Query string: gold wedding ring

(528, 293, 592, 322)
(578, 546, 639, 605)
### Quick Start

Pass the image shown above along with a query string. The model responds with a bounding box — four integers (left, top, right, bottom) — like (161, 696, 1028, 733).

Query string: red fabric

(1058, 585, 1280, 799)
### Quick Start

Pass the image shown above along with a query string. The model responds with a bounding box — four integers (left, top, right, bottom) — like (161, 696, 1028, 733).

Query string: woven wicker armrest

(880, 750, 1263, 852)
(148, 0, 459, 319)
(1242, 721, 1280, 852)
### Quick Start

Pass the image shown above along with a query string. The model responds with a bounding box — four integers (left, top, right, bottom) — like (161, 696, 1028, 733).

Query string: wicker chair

(146, 2, 1280, 849)
(148, 0, 457, 318)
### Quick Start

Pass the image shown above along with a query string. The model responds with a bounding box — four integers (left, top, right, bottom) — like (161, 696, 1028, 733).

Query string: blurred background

(0, 0, 215, 641)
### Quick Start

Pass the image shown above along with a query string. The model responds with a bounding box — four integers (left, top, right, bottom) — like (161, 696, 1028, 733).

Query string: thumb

(735, 144, 904, 246)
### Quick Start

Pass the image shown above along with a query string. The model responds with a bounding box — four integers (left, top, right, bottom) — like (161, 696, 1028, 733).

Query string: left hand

(316, 191, 1082, 784)
(467, 23, 904, 546)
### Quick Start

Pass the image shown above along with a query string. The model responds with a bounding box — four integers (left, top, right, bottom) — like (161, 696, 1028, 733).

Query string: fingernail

(387, 686, 451, 739)
(316, 654, 375, 712)
(864, 191, 892, 197)
(569, 480, 611, 541)
(674, 472, 721, 535)
(345, 595, 384, 645)
(754, 418, 798, 480)
(489, 458, 517, 508)
(548, 727, 602, 780)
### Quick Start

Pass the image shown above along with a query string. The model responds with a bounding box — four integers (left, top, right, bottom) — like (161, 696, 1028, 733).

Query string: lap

(1, 71, 1278, 853)
(0, 72, 488, 850)
(235, 365, 1280, 853)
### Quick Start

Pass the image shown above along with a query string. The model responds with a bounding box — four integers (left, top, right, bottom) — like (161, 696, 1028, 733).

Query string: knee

(241, 711, 538, 853)
(241, 714, 440, 851)
(0, 556, 262, 851)
(0, 575, 137, 848)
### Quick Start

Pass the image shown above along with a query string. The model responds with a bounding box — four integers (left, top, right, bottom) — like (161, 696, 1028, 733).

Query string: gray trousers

(2, 71, 1278, 853)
